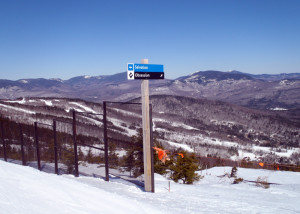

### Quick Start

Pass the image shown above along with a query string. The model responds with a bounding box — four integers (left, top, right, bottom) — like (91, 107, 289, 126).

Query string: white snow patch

(116, 149, 127, 157)
(196, 135, 239, 148)
(0, 103, 35, 114)
(153, 118, 198, 131)
(270, 107, 288, 111)
(113, 108, 141, 118)
(4, 97, 26, 104)
(65, 107, 84, 113)
(280, 80, 289, 85)
(211, 119, 236, 127)
(238, 151, 257, 160)
(41, 99, 53, 106)
(69, 102, 97, 114)
(78, 146, 103, 155)
(162, 140, 194, 152)
(273, 149, 298, 157)
(50, 78, 63, 82)
(109, 118, 138, 136)
(19, 80, 28, 83)
(172, 122, 199, 130)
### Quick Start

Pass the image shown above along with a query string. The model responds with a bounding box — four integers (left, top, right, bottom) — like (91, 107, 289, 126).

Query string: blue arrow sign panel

(133, 64, 164, 72)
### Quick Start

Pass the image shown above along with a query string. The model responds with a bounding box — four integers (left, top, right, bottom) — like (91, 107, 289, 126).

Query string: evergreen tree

(108, 142, 119, 169)
(62, 147, 75, 174)
(122, 129, 143, 177)
(170, 151, 201, 184)
(85, 148, 93, 163)
(123, 146, 136, 177)
(78, 147, 85, 162)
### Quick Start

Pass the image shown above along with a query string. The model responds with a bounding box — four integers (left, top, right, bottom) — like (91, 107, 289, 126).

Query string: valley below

(0, 94, 299, 166)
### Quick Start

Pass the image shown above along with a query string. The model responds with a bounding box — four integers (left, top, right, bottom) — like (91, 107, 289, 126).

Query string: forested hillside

(1, 96, 299, 165)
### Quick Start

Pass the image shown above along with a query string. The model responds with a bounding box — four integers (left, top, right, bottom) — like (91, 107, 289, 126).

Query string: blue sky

(0, 0, 300, 80)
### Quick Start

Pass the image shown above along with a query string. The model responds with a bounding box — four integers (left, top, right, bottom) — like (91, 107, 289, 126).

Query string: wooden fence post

(34, 122, 41, 170)
(72, 110, 79, 177)
(19, 124, 26, 165)
(141, 79, 153, 192)
(1, 121, 7, 161)
(53, 120, 58, 175)
(103, 101, 109, 181)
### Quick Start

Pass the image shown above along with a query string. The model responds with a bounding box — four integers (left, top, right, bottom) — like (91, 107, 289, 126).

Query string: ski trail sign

(127, 63, 164, 80)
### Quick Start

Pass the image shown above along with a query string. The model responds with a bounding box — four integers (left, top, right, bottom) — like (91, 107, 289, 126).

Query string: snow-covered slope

(1, 160, 300, 214)
(0, 160, 157, 214)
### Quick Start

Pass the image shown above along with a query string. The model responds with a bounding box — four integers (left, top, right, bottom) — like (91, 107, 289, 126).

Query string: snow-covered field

(1, 160, 300, 214)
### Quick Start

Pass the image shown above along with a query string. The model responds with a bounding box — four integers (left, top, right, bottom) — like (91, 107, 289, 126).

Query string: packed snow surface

(1, 160, 300, 214)
(0, 160, 156, 214)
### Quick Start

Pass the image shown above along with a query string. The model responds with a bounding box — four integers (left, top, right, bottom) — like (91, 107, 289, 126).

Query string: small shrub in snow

(230, 166, 238, 178)
(233, 177, 244, 184)
(230, 167, 244, 184)
(256, 176, 270, 189)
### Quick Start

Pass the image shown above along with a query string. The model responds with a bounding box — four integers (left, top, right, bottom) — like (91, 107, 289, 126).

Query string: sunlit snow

(1, 160, 300, 214)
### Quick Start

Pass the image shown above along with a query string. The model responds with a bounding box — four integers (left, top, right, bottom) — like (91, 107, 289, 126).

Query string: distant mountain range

(228, 71, 300, 81)
(0, 71, 299, 111)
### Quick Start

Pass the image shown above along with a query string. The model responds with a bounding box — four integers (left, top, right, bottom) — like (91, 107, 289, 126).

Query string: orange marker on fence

(178, 153, 184, 158)
(153, 147, 169, 163)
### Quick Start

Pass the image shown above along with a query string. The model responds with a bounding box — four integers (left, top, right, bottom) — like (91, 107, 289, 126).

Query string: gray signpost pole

(141, 59, 154, 192)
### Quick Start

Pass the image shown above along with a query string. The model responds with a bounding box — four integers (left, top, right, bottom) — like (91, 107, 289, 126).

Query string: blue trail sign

(127, 63, 164, 80)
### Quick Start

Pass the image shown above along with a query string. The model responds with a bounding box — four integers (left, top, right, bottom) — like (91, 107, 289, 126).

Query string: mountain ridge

(3, 70, 300, 82)
(1, 70, 299, 111)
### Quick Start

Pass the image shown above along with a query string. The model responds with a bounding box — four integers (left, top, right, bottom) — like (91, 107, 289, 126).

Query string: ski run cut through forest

(1, 160, 300, 214)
